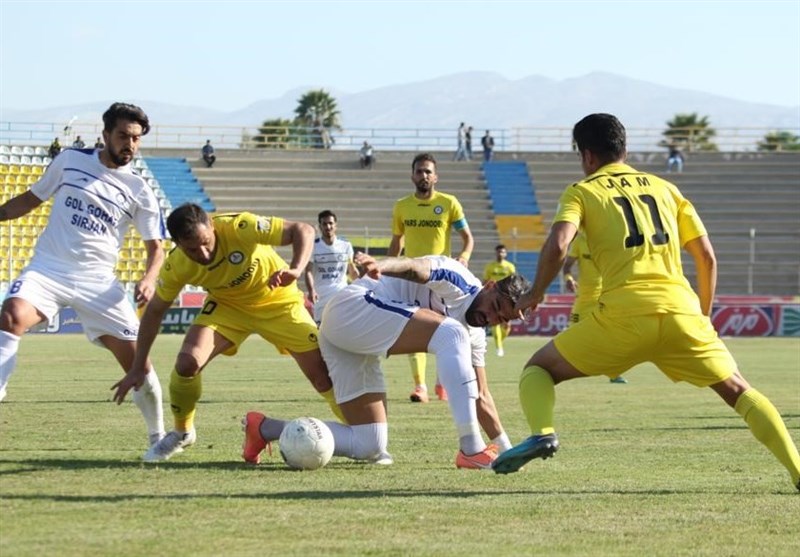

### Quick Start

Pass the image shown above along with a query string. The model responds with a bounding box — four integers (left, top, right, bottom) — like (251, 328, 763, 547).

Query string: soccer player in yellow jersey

(112, 203, 344, 461)
(483, 244, 516, 357)
(562, 233, 627, 383)
(388, 153, 474, 403)
(493, 114, 800, 492)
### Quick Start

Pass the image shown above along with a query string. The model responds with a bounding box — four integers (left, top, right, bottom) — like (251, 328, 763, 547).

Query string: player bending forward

(242, 253, 527, 469)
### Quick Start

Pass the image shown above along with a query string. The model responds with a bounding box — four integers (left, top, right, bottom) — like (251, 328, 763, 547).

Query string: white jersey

(357, 255, 484, 329)
(28, 149, 165, 278)
(310, 236, 354, 312)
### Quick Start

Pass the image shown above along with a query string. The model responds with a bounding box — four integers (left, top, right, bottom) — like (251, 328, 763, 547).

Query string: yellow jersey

(554, 162, 706, 316)
(483, 259, 516, 283)
(156, 212, 303, 310)
(568, 233, 603, 308)
(392, 191, 467, 257)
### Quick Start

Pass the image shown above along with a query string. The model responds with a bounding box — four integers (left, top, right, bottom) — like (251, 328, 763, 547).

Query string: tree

(294, 89, 342, 131)
(661, 113, 718, 152)
(251, 118, 300, 149)
(757, 130, 800, 152)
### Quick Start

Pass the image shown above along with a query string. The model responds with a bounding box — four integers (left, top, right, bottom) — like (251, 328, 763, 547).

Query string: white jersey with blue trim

(311, 236, 354, 308)
(28, 148, 165, 278)
(360, 255, 483, 326)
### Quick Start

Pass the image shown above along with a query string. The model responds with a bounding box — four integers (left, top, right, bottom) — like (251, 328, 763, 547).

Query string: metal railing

(2, 121, 798, 153)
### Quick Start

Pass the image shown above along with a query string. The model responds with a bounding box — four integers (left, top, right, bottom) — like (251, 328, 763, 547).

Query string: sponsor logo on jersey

(256, 217, 271, 232)
(228, 251, 244, 264)
(308, 332, 318, 343)
(238, 220, 248, 229)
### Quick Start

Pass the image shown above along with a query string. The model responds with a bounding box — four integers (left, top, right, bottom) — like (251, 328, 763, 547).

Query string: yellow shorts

(554, 310, 737, 387)
(193, 296, 319, 356)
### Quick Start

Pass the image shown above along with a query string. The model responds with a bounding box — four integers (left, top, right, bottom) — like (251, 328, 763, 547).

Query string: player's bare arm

(387, 234, 404, 257)
(303, 261, 318, 302)
(518, 221, 578, 312)
(134, 239, 165, 307)
(112, 294, 173, 403)
(562, 254, 578, 293)
(684, 235, 717, 316)
(355, 253, 432, 283)
(270, 220, 315, 288)
(456, 227, 474, 267)
(0, 191, 44, 221)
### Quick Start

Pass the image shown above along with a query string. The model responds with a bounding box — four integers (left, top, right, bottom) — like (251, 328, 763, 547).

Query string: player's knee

(428, 318, 470, 355)
(174, 353, 201, 377)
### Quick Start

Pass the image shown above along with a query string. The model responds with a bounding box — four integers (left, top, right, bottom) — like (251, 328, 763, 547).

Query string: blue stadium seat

(144, 157, 215, 212)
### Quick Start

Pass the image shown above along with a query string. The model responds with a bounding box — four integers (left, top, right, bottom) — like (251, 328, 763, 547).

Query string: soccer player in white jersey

(242, 253, 528, 469)
(0, 102, 166, 447)
(304, 210, 358, 324)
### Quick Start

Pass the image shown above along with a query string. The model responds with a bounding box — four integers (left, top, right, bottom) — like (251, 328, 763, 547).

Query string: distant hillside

(3, 71, 798, 132)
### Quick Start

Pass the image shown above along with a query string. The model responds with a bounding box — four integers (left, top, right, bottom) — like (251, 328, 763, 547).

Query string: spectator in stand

(454, 122, 468, 161)
(465, 126, 474, 160)
(202, 140, 216, 168)
(72, 135, 86, 149)
(666, 144, 684, 173)
(47, 137, 61, 159)
(359, 141, 375, 169)
(481, 130, 495, 162)
(94, 137, 105, 149)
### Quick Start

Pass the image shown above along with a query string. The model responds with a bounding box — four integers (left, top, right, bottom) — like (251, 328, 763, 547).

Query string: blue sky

(1, 0, 798, 112)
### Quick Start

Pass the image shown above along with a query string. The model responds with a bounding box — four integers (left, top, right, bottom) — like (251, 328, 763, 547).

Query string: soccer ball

(279, 417, 335, 470)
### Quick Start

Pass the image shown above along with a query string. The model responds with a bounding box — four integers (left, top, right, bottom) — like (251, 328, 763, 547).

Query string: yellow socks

(492, 324, 508, 352)
(169, 368, 202, 432)
(735, 388, 800, 485)
(410, 352, 427, 386)
(320, 387, 346, 423)
(518, 365, 556, 435)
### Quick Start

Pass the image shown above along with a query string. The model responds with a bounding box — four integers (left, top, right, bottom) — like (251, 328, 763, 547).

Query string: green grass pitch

(1, 334, 798, 556)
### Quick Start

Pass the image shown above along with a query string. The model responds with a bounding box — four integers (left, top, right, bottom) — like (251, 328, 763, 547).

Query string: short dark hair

(496, 274, 531, 307)
(167, 203, 210, 241)
(572, 113, 626, 163)
(318, 210, 337, 223)
(412, 153, 437, 171)
(495, 244, 507, 251)
(102, 102, 151, 135)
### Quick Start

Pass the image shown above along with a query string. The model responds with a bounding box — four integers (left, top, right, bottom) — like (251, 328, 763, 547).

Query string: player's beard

(414, 180, 432, 196)
(107, 143, 134, 167)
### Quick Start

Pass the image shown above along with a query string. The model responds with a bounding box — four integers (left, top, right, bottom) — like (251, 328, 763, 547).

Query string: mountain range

(3, 71, 798, 132)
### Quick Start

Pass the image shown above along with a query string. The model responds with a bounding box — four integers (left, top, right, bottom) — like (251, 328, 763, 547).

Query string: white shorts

(5, 268, 139, 345)
(319, 283, 419, 403)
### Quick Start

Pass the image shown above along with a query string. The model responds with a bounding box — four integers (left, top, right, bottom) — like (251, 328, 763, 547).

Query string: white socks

(326, 421, 389, 461)
(132, 367, 165, 438)
(0, 330, 21, 401)
(428, 319, 485, 455)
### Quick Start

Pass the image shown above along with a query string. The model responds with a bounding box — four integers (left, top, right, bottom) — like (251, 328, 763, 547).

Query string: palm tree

(252, 118, 300, 149)
(294, 89, 341, 129)
(661, 113, 718, 152)
(757, 130, 800, 152)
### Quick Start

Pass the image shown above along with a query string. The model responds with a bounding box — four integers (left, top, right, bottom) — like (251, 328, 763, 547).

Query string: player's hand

(269, 267, 300, 289)
(354, 252, 380, 279)
(515, 290, 543, 320)
(134, 278, 156, 307)
(111, 369, 146, 405)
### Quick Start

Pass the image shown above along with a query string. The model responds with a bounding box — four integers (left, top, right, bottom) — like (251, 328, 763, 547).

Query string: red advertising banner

(510, 298, 800, 337)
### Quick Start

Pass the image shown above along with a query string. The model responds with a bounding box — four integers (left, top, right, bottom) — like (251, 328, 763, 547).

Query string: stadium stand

(482, 161, 557, 293)
(0, 148, 171, 288)
(143, 157, 214, 212)
(150, 148, 503, 270)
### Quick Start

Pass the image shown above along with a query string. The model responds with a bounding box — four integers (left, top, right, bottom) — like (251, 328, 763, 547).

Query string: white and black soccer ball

(279, 417, 335, 470)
